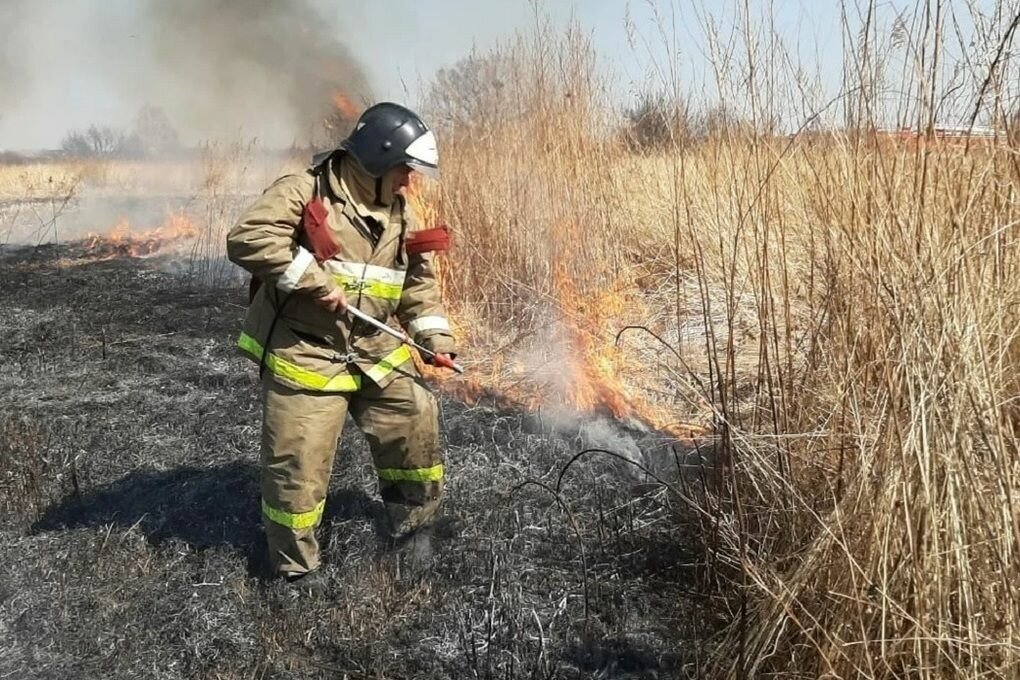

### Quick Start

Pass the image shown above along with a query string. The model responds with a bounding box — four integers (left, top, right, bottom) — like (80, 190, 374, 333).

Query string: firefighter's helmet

(340, 102, 439, 179)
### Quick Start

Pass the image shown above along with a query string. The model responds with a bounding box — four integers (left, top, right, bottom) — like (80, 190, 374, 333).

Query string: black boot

(429, 514, 465, 540)
(284, 569, 328, 596)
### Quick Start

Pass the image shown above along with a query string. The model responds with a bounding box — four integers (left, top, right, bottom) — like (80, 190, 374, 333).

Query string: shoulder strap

(300, 162, 339, 263)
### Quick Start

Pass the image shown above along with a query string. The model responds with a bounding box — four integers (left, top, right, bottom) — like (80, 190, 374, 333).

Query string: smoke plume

(0, 1, 39, 104)
(146, 0, 371, 145)
(0, 0, 372, 149)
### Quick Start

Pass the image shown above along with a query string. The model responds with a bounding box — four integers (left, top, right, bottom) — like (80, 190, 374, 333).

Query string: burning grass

(81, 213, 198, 259)
(406, 174, 713, 443)
(417, 262, 712, 442)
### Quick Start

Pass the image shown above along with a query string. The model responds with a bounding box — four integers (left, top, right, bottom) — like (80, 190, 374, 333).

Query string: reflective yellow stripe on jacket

(328, 262, 405, 301)
(238, 333, 411, 391)
(365, 345, 412, 383)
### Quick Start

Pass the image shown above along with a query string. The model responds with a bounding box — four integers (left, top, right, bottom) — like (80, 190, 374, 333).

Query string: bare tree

(60, 125, 127, 157)
(622, 91, 695, 151)
(423, 52, 513, 130)
(694, 104, 754, 139)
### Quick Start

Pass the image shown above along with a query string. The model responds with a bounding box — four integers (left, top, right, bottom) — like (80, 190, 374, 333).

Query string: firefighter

(226, 103, 456, 594)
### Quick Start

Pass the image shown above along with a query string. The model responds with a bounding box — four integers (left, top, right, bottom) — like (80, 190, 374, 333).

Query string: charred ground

(0, 246, 717, 679)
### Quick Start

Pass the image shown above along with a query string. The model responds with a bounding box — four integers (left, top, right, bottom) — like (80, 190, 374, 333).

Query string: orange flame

(421, 271, 708, 440)
(331, 92, 361, 120)
(554, 266, 708, 439)
(405, 199, 710, 440)
(83, 213, 198, 259)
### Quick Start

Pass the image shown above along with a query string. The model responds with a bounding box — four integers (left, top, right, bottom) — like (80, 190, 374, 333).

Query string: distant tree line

(420, 52, 765, 151)
(621, 91, 768, 151)
(621, 89, 1020, 151)
(60, 106, 181, 158)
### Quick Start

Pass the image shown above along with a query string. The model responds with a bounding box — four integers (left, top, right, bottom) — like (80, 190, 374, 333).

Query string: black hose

(258, 290, 293, 381)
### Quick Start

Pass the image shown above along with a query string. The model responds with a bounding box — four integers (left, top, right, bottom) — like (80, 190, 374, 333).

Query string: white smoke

(0, 0, 372, 149)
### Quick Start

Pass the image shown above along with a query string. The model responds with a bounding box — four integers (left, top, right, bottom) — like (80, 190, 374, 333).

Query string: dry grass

(0, 155, 299, 201)
(0, 162, 87, 201)
(423, 5, 1020, 678)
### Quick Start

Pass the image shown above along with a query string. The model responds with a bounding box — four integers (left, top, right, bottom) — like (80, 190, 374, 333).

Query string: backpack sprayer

(347, 304, 465, 374)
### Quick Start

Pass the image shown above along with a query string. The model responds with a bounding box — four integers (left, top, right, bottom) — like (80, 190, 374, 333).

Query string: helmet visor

(405, 130, 440, 179)
(406, 159, 440, 179)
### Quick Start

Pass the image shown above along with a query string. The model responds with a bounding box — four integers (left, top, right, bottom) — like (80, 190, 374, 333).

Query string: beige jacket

(226, 152, 455, 392)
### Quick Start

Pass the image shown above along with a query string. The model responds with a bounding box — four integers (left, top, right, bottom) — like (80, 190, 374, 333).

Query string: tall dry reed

(430, 2, 1020, 676)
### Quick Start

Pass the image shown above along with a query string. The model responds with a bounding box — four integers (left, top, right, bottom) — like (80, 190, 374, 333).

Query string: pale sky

(0, 1, 1001, 150)
(338, 0, 844, 100)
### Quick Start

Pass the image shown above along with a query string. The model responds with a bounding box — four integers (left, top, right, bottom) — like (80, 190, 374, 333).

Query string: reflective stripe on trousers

(377, 463, 444, 482)
(261, 466, 444, 530)
(262, 498, 325, 529)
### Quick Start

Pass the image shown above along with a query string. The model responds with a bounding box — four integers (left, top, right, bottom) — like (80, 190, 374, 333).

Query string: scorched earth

(0, 242, 715, 679)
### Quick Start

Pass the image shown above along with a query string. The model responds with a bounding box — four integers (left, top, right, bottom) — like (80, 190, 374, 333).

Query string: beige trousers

(259, 370, 443, 576)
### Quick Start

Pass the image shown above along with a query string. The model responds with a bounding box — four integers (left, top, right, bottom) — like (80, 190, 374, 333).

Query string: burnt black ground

(0, 245, 718, 679)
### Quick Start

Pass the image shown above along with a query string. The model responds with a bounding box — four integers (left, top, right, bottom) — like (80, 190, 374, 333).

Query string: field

(0, 242, 715, 677)
(3, 5, 1020, 679)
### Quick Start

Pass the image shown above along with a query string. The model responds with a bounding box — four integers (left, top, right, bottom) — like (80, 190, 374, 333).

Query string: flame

(82, 213, 198, 259)
(403, 175, 455, 301)
(331, 92, 362, 121)
(421, 269, 709, 440)
(552, 265, 709, 439)
(406, 193, 710, 440)
(544, 218, 710, 439)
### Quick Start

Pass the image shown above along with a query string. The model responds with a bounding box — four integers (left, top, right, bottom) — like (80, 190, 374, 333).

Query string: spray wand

(347, 304, 465, 374)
